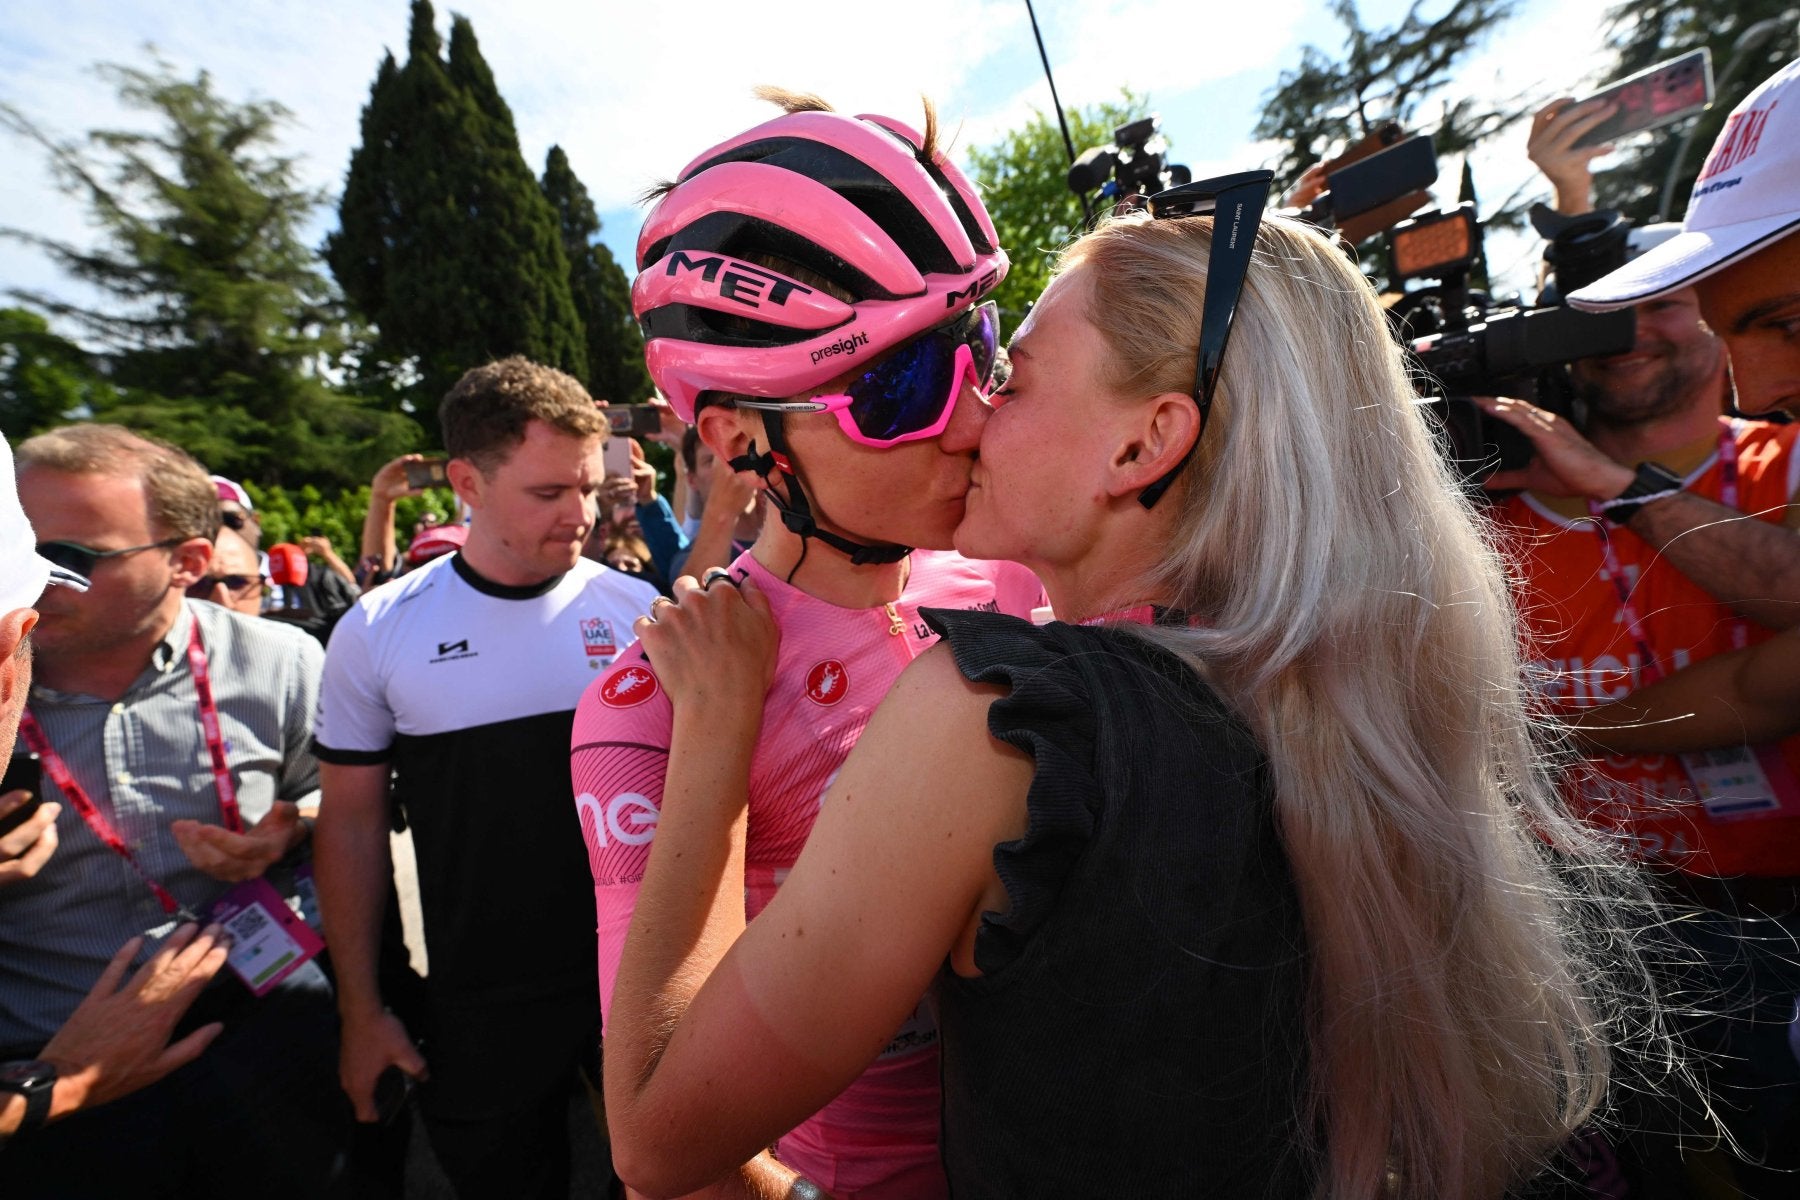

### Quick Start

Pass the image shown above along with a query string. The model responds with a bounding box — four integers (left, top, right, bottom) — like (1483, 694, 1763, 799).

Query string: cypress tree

(326, 0, 586, 423)
(541, 146, 650, 405)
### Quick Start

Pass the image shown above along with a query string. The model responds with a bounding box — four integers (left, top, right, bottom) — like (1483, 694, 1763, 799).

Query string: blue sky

(0, 0, 1621, 324)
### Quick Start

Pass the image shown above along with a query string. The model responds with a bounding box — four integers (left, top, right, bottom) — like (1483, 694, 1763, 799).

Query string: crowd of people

(0, 56, 1798, 1200)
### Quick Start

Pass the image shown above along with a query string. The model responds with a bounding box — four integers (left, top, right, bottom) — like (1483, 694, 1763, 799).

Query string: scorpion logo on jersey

(805, 660, 849, 707)
(600, 664, 659, 708)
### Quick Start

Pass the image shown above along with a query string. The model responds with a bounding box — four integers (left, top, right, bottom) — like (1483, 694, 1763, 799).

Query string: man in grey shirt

(0, 430, 229, 1142)
(1, 424, 348, 1197)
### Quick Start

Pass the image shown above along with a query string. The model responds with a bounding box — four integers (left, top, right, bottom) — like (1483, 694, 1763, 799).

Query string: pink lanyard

(1584, 422, 1746, 686)
(19, 620, 241, 916)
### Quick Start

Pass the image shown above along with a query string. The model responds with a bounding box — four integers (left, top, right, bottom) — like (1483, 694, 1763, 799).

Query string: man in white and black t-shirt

(313, 358, 657, 1198)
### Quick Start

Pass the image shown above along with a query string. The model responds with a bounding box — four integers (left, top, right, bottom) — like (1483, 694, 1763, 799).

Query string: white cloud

(0, 0, 1635, 327)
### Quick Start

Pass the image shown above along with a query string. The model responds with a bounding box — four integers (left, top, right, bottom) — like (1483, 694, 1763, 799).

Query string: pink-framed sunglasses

(734, 302, 999, 448)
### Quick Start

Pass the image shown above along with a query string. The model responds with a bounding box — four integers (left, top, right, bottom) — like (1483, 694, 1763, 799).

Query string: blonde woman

(603, 177, 1655, 1198)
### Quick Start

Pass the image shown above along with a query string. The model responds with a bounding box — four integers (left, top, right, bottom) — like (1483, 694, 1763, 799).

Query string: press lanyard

(1583, 421, 1747, 687)
(18, 618, 241, 917)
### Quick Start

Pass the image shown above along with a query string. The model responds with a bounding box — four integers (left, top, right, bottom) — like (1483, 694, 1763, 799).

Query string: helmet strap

(729, 415, 911, 568)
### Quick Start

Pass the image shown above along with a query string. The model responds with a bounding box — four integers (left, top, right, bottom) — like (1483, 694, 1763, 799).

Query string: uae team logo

(806, 660, 848, 706)
(600, 664, 659, 708)
(580, 617, 617, 658)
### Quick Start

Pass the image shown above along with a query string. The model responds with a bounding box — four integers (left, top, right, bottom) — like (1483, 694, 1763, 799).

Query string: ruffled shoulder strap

(921, 608, 1106, 975)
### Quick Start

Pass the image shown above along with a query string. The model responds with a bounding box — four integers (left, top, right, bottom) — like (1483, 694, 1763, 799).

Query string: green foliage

(327, 0, 588, 426)
(1592, 0, 1799, 221)
(0, 307, 120, 432)
(966, 92, 1151, 325)
(245, 480, 458, 555)
(0, 61, 421, 485)
(542, 145, 652, 405)
(1251, 0, 1530, 285)
(1254, 0, 1527, 196)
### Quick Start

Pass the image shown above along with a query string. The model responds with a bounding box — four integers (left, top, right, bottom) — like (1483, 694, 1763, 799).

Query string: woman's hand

(636, 573, 777, 727)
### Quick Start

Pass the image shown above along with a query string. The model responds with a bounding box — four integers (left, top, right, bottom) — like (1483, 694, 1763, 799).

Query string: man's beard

(1573, 338, 1723, 429)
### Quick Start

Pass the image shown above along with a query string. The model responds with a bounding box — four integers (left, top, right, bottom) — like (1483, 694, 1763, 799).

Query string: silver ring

(701, 568, 734, 590)
(648, 596, 675, 620)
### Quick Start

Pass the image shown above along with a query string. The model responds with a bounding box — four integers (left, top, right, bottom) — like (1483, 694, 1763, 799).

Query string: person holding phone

(600, 182, 1672, 1198)
(1562, 57, 1800, 1193)
(357, 453, 445, 588)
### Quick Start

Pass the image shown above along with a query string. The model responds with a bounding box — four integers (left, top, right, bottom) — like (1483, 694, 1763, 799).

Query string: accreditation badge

(207, 877, 326, 996)
(1681, 744, 1800, 823)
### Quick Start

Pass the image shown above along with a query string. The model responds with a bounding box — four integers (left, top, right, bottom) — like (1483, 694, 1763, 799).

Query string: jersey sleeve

(987, 560, 1049, 619)
(311, 601, 396, 764)
(570, 648, 675, 1030)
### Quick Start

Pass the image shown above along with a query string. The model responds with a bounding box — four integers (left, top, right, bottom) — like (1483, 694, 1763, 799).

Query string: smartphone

(602, 405, 664, 438)
(1572, 49, 1714, 148)
(403, 458, 450, 489)
(373, 1065, 416, 1126)
(0, 753, 44, 838)
(602, 437, 633, 479)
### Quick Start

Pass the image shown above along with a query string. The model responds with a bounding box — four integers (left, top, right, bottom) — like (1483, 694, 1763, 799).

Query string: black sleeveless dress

(924, 609, 1318, 1199)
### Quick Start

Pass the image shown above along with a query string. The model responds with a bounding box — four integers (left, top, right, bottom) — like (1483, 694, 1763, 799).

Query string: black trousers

(415, 984, 601, 1200)
(1, 961, 353, 1200)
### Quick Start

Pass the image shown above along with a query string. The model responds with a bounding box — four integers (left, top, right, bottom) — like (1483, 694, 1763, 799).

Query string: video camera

(1068, 116, 1191, 203)
(1394, 203, 1639, 481)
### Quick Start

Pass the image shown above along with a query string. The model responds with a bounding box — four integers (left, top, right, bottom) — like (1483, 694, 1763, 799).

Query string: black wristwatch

(0, 1059, 57, 1137)
(1597, 461, 1685, 525)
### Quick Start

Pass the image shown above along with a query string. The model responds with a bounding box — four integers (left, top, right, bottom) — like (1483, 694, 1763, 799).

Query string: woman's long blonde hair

(1061, 213, 1666, 1198)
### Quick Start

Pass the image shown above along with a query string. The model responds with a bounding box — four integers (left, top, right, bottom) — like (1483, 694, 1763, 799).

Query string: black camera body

(1396, 203, 1640, 480)
(1068, 116, 1190, 202)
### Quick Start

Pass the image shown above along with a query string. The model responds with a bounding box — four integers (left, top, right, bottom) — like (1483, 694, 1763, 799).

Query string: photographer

(1482, 202, 1800, 888)
(1480, 277, 1800, 634)
(1573, 58, 1800, 763)
(1539, 57, 1800, 1196)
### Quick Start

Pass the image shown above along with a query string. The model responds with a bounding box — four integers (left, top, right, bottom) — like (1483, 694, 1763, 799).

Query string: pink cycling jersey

(570, 549, 1043, 1199)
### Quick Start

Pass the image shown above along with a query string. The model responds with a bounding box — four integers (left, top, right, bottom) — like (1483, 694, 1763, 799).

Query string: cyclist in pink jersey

(569, 89, 1035, 1198)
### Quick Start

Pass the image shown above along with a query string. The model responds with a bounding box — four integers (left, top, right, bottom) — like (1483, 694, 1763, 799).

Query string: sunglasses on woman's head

(36, 538, 184, 580)
(1126, 169, 1274, 509)
(735, 302, 1000, 449)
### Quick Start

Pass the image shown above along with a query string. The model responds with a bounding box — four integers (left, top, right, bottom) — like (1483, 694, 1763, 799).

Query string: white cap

(2, 433, 89, 614)
(1571, 57, 1800, 311)
(211, 474, 254, 511)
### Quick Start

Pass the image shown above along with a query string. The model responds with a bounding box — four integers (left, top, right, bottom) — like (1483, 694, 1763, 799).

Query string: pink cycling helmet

(633, 106, 1009, 422)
